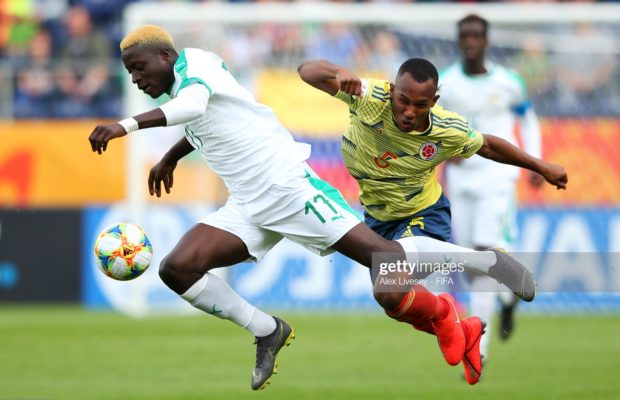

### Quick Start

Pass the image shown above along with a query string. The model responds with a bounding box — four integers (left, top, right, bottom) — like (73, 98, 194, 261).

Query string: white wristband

(118, 117, 139, 133)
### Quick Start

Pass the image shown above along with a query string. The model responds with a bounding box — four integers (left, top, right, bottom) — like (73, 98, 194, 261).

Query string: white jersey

(439, 61, 540, 191)
(169, 48, 311, 201)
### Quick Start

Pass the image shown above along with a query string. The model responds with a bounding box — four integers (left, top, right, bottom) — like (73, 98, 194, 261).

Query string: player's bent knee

(159, 253, 203, 294)
(158, 254, 182, 288)
(372, 289, 403, 312)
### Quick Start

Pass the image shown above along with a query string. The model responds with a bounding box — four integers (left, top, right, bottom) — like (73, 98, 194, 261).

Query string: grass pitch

(0, 306, 617, 400)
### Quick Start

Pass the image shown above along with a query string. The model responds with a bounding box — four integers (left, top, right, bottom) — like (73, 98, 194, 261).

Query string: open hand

(89, 123, 127, 154)
(148, 158, 177, 197)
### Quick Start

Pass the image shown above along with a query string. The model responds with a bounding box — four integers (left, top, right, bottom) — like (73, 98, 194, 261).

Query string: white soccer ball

(94, 222, 153, 281)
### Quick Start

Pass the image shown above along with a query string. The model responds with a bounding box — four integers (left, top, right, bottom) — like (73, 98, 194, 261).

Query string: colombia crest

(419, 142, 438, 160)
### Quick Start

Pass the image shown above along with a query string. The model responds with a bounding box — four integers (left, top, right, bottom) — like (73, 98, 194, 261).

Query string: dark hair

(396, 58, 438, 86)
(458, 14, 489, 38)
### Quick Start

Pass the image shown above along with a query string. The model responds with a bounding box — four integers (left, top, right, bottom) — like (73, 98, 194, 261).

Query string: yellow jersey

(334, 78, 484, 221)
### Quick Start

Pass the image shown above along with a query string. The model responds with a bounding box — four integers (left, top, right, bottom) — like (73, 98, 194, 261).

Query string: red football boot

(431, 293, 466, 366)
(461, 316, 486, 385)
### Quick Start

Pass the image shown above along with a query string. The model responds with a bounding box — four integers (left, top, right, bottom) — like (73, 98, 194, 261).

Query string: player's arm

(89, 84, 210, 154)
(89, 108, 166, 154)
(148, 136, 194, 197)
(297, 59, 363, 96)
(477, 134, 567, 190)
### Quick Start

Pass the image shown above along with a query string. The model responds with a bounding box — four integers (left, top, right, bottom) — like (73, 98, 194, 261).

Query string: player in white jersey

(87, 25, 558, 389)
(439, 14, 545, 363)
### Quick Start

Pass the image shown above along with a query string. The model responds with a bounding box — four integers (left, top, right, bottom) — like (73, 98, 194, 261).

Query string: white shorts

(200, 163, 362, 262)
(449, 186, 517, 250)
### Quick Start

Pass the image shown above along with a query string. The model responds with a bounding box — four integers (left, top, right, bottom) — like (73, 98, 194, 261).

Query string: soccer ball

(94, 222, 153, 281)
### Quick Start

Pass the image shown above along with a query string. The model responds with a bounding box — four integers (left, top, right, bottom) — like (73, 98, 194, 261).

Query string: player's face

(390, 73, 439, 133)
(122, 45, 175, 98)
(458, 21, 487, 62)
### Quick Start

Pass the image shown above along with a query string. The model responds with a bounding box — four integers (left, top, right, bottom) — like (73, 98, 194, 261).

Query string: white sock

(397, 236, 498, 274)
(469, 276, 499, 360)
(498, 289, 519, 307)
(181, 272, 276, 337)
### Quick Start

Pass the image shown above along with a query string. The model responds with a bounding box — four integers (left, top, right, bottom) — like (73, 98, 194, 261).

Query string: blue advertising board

(82, 206, 620, 314)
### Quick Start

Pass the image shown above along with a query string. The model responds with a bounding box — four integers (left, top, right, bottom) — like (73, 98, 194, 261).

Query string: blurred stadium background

(1, 1, 619, 399)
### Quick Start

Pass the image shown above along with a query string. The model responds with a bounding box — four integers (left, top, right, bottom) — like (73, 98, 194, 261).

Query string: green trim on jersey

(178, 77, 212, 95)
(505, 67, 528, 96)
(333, 78, 483, 221)
(305, 170, 363, 221)
(174, 49, 213, 96)
(184, 125, 204, 148)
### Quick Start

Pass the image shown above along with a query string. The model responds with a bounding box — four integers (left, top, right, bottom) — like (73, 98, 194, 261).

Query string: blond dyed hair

(119, 25, 174, 52)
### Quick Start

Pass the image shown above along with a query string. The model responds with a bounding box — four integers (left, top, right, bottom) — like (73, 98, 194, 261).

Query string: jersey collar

(461, 60, 496, 77)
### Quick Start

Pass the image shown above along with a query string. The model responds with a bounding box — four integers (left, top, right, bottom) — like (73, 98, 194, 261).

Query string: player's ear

(389, 82, 395, 93)
(160, 48, 171, 62)
(432, 94, 440, 107)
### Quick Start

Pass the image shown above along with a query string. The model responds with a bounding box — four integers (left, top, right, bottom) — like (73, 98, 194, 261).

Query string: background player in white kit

(440, 14, 545, 363)
(88, 25, 553, 390)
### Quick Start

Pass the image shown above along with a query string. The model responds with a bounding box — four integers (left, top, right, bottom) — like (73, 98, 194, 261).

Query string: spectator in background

(69, 0, 130, 56)
(55, 6, 117, 117)
(511, 34, 554, 112)
(552, 22, 618, 116)
(307, 23, 363, 68)
(32, 0, 69, 48)
(14, 28, 56, 118)
(368, 30, 407, 79)
(268, 23, 305, 68)
(216, 26, 272, 88)
(69, 0, 126, 29)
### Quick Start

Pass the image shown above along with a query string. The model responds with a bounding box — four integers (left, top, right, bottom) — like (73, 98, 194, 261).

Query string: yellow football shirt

(334, 78, 484, 221)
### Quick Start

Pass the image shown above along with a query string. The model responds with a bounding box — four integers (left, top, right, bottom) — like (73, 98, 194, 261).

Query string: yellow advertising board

(0, 121, 224, 207)
(0, 121, 126, 207)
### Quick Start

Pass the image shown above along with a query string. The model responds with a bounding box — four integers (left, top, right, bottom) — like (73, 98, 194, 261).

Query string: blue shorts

(365, 193, 452, 242)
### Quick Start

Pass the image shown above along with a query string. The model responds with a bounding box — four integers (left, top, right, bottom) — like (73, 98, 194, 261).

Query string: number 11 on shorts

(304, 194, 344, 223)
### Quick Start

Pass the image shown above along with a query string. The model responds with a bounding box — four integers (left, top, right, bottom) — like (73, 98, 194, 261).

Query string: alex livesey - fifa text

(372, 254, 466, 292)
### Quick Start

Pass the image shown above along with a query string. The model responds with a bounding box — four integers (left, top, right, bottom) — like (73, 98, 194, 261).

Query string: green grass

(0, 306, 618, 400)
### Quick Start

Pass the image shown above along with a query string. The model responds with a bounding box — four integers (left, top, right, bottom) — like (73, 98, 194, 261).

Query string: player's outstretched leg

(251, 317, 295, 390)
(383, 285, 465, 366)
(397, 237, 537, 302)
(460, 317, 486, 385)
